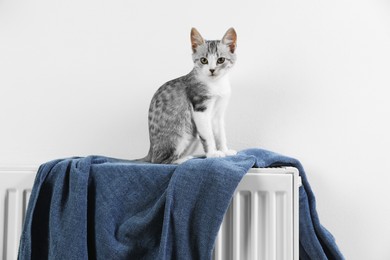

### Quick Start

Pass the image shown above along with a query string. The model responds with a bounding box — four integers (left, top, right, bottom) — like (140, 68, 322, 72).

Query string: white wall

(1, 0, 389, 258)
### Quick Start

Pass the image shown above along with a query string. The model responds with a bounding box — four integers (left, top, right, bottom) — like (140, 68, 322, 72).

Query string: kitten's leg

(213, 97, 237, 156)
(183, 138, 199, 157)
(172, 137, 199, 164)
(151, 143, 179, 164)
(213, 118, 237, 156)
(193, 111, 225, 158)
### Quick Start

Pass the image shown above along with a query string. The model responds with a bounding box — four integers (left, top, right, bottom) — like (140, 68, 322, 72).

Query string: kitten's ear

(222, 27, 237, 53)
(191, 28, 205, 53)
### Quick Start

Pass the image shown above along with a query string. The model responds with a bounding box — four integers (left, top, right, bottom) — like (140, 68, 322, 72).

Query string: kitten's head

(191, 28, 237, 80)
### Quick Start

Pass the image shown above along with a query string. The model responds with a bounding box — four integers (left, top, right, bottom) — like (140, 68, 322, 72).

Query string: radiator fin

(4, 190, 19, 260)
(258, 191, 268, 260)
(276, 191, 287, 260)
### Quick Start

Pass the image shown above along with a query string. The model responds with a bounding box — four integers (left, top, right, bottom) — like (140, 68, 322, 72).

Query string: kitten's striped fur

(144, 28, 237, 164)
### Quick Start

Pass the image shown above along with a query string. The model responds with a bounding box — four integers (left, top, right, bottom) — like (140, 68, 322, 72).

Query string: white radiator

(0, 166, 299, 260)
(213, 167, 300, 260)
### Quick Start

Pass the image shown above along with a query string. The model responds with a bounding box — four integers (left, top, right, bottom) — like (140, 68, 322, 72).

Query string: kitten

(143, 28, 237, 164)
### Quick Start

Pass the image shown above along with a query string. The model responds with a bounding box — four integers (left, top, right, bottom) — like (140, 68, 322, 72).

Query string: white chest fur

(205, 75, 231, 97)
(195, 75, 231, 120)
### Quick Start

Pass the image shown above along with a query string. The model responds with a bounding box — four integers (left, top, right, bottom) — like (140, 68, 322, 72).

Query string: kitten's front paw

(223, 149, 237, 156)
(206, 150, 226, 158)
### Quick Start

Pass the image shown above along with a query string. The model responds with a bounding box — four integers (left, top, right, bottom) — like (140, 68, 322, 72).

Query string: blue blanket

(18, 148, 344, 259)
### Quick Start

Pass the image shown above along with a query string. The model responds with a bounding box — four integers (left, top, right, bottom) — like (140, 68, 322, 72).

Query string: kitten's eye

(217, 57, 225, 64)
(200, 57, 208, 64)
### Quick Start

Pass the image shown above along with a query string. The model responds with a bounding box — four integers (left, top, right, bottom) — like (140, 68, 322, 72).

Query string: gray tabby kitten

(144, 28, 237, 164)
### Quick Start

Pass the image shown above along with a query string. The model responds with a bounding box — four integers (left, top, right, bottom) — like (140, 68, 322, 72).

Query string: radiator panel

(213, 167, 299, 260)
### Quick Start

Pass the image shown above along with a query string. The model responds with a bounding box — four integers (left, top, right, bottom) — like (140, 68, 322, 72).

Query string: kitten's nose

(209, 69, 215, 74)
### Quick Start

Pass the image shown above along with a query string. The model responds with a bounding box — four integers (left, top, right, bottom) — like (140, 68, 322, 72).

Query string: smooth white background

(1, 0, 389, 259)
